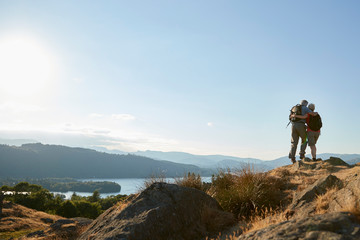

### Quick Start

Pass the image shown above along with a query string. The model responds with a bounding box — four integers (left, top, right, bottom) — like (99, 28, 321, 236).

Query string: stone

(237, 212, 360, 240)
(26, 230, 45, 237)
(79, 182, 235, 240)
(71, 217, 93, 226)
(50, 219, 76, 230)
(325, 157, 350, 167)
(293, 160, 317, 170)
(292, 174, 343, 207)
(40, 217, 54, 224)
(327, 174, 360, 212)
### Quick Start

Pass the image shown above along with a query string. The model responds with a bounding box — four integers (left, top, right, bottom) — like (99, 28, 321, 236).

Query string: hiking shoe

(299, 154, 305, 160)
(291, 158, 296, 164)
(312, 158, 316, 162)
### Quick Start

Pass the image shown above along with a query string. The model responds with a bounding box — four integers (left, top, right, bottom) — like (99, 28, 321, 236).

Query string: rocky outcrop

(238, 212, 360, 240)
(79, 182, 235, 240)
(325, 157, 350, 166)
(288, 174, 343, 218)
(327, 173, 360, 212)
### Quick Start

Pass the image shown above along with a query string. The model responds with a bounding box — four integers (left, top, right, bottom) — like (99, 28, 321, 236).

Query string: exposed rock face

(327, 174, 360, 212)
(289, 174, 343, 218)
(238, 212, 360, 240)
(292, 174, 343, 207)
(79, 182, 235, 240)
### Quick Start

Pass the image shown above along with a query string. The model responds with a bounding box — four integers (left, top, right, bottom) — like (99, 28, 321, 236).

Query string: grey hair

(300, 100, 308, 106)
(308, 103, 315, 111)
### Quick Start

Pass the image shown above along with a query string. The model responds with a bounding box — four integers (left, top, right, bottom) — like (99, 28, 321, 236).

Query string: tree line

(0, 182, 127, 219)
(0, 178, 120, 193)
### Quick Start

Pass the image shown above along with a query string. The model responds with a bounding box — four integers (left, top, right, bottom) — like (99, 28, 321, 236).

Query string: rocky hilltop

(1, 156, 360, 240)
(236, 157, 360, 239)
(79, 157, 360, 240)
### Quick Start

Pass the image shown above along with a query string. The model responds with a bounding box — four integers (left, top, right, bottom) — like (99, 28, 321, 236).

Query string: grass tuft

(141, 173, 168, 191)
(209, 165, 285, 219)
(175, 172, 203, 190)
(315, 187, 338, 214)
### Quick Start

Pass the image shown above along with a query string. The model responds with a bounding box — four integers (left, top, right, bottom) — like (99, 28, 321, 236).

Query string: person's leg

(307, 131, 316, 160)
(312, 132, 320, 160)
(297, 123, 307, 159)
(289, 124, 299, 163)
(310, 145, 316, 160)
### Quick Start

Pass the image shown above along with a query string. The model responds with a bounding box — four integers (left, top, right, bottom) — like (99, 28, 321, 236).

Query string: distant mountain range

(115, 150, 360, 170)
(1, 140, 359, 179)
(0, 143, 208, 179)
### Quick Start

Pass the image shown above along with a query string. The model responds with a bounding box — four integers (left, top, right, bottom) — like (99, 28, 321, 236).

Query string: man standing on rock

(291, 103, 321, 162)
(288, 100, 314, 164)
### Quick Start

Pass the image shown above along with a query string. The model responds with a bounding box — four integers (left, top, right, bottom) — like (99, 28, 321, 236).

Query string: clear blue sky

(0, 1, 359, 160)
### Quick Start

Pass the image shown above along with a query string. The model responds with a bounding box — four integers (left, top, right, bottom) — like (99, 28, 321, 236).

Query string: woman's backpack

(308, 114, 322, 131)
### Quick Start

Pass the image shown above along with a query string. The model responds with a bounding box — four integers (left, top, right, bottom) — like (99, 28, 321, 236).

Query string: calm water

(53, 177, 212, 199)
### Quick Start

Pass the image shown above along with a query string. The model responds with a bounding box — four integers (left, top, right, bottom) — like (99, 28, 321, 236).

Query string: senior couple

(289, 100, 321, 164)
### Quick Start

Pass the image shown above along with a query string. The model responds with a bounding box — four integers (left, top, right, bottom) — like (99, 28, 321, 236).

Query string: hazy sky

(0, 1, 359, 160)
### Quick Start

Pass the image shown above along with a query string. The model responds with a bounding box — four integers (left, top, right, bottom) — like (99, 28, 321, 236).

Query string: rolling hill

(0, 143, 209, 178)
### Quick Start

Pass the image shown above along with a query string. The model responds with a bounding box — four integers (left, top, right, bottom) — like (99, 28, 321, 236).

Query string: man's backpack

(308, 114, 322, 131)
(289, 104, 302, 122)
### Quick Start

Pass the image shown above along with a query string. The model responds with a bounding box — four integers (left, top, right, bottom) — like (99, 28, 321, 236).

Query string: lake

(53, 177, 212, 199)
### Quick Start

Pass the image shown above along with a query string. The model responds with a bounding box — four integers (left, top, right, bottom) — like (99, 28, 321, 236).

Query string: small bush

(175, 172, 203, 190)
(210, 165, 285, 219)
(56, 200, 78, 218)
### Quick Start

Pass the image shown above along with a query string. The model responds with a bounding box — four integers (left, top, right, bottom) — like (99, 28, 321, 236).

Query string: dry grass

(175, 172, 203, 190)
(0, 229, 40, 240)
(140, 173, 168, 191)
(241, 207, 288, 234)
(315, 187, 338, 214)
(209, 165, 285, 219)
(340, 201, 360, 222)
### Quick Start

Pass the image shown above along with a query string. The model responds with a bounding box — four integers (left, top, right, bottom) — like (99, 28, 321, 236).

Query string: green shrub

(56, 200, 78, 218)
(210, 166, 284, 219)
(74, 200, 102, 219)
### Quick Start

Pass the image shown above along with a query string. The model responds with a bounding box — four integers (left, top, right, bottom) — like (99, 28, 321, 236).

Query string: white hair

(308, 103, 315, 111)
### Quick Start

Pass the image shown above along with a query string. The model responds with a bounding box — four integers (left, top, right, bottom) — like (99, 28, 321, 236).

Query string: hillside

(79, 157, 360, 239)
(0, 201, 91, 239)
(0, 143, 208, 178)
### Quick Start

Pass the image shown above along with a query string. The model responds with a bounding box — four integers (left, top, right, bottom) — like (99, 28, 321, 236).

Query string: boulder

(79, 182, 235, 240)
(40, 217, 54, 224)
(50, 219, 75, 230)
(325, 157, 350, 167)
(237, 212, 360, 240)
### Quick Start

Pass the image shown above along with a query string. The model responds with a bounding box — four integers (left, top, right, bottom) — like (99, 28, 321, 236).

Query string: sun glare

(0, 35, 57, 98)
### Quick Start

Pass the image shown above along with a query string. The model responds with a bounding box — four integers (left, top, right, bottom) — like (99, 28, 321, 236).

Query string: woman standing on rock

(291, 103, 322, 162)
